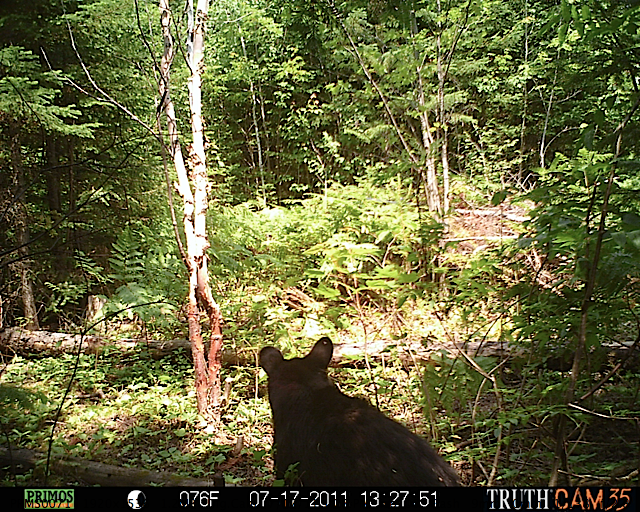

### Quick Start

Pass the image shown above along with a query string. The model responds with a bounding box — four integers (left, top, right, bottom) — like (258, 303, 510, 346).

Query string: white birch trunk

(158, 0, 222, 423)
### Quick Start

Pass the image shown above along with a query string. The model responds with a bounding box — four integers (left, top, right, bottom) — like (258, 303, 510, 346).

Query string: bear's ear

(306, 337, 333, 369)
(260, 347, 284, 375)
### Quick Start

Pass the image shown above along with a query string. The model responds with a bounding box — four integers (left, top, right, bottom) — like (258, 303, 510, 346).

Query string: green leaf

(364, 279, 394, 290)
(627, 230, 640, 250)
(622, 213, 640, 227)
(398, 272, 419, 283)
(375, 266, 400, 279)
(571, 5, 578, 22)
(315, 284, 340, 298)
(561, 0, 571, 22)
(491, 190, 507, 206)
(612, 232, 627, 248)
(558, 23, 569, 44)
(583, 126, 595, 150)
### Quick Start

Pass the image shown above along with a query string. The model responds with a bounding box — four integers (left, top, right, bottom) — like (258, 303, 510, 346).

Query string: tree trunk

(257, 82, 272, 193)
(518, 0, 530, 186)
(66, 136, 77, 258)
(45, 135, 62, 213)
(412, 9, 441, 216)
(236, 18, 266, 206)
(158, 0, 223, 424)
(540, 48, 560, 169)
(442, 128, 450, 214)
(417, 77, 441, 216)
(9, 120, 39, 330)
(436, 0, 448, 216)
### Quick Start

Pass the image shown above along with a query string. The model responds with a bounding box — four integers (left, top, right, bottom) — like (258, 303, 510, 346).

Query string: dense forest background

(1, 0, 640, 487)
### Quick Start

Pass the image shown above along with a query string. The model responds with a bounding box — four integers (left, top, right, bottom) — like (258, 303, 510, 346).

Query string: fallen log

(0, 328, 138, 355)
(0, 327, 514, 364)
(0, 446, 223, 486)
(2, 328, 636, 370)
(0, 328, 245, 364)
(455, 208, 529, 223)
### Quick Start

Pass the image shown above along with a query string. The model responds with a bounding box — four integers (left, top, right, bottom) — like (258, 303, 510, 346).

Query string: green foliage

(0, 347, 279, 485)
(45, 281, 89, 317)
(0, 384, 47, 410)
(300, 181, 439, 305)
(104, 224, 184, 332)
(1, 0, 639, 489)
(0, 46, 95, 137)
(423, 351, 495, 416)
(512, 149, 640, 363)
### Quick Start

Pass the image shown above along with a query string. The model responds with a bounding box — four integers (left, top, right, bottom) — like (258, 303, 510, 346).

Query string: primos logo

(24, 489, 75, 509)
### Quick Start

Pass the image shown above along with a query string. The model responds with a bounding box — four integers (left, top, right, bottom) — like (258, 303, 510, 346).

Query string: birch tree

(158, 0, 223, 424)
(330, 1, 471, 218)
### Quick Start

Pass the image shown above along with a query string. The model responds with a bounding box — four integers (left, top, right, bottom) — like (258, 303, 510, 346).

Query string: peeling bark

(158, 0, 223, 423)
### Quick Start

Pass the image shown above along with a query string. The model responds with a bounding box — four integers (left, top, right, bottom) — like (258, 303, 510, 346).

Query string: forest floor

(2, 203, 639, 488)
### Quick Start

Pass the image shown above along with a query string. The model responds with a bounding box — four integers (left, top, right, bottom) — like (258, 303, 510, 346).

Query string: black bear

(259, 337, 460, 486)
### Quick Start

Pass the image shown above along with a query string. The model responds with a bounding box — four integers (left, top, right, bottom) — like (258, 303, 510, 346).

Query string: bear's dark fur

(259, 337, 460, 486)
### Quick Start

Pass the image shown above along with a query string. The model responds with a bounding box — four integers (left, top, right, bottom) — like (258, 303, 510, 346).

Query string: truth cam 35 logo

(486, 488, 633, 511)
